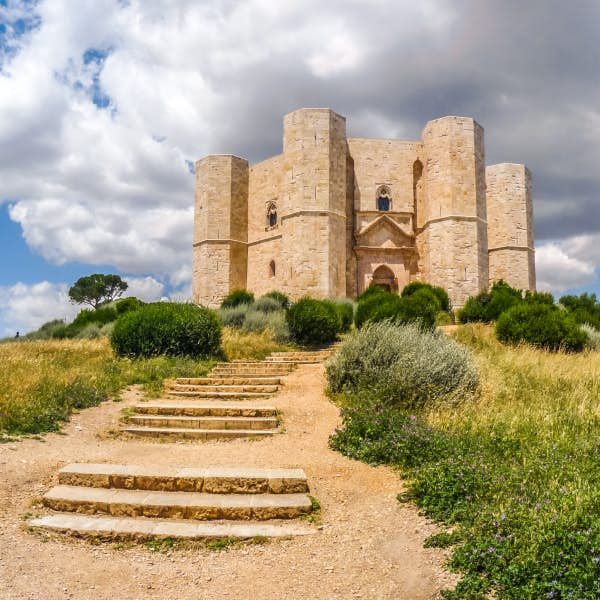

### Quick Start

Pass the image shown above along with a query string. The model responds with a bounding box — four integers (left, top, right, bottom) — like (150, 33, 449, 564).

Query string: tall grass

(330, 323, 600, 598)
(221, 327, 292, 360)
(0, 339, 214, 436)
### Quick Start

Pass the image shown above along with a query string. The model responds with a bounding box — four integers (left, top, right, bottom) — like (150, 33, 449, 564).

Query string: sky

(0, 0, 599, 335)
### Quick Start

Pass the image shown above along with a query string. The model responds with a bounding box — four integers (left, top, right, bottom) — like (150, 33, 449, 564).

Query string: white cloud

(0, 281, 79, 336)
(123, 276, 165, 302)
(535, 240, 597, 294)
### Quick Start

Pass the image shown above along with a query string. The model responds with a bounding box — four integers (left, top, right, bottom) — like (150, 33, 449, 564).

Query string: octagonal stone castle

(192, 108, 535, 308)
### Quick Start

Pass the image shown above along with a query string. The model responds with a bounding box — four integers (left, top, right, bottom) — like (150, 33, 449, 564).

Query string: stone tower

(420, 117, 489, 306)
(486, 163, 536, 290)
(280, 108, 349, 298)
(192, 155, 249, 306)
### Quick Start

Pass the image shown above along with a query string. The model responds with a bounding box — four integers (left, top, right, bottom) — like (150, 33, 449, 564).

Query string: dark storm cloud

(203, 0, 600, 244)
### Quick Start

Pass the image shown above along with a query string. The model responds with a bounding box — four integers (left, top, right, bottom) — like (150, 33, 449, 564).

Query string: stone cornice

(248, 234, 283, 247)
(489, 245, 535, 253)
(193, 239, 247, 247)
(281, 209, 346, 221)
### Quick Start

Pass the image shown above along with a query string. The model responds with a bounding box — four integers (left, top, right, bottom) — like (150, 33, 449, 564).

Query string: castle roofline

(284, 107, 346, 120)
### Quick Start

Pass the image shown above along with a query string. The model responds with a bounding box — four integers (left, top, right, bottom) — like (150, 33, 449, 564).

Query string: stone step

(121, 427, 279, 440)
(174, 377, 282, 386)
(268, 352, 333, 358)
(28, 514, 315, 541)
(43, 486, 311, 520)
(132, 402, 277, 417)
(58, 464, 309, 494)
(209, 370, 293, 377)
(169, 384, 279, 394)
(264, 359, 325, 364)
(214, 362, 295, 370)
(126, 415, 278, 430)
(168, 390, 275, 399)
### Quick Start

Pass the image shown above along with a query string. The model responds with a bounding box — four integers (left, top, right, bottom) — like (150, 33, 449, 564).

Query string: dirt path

(0, 364, 457, 599)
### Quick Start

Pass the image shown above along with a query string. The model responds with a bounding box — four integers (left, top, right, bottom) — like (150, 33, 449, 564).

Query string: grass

(329, 324, 600, 599)
(221, 327, 293, 360)
(0, 329, 285, 437)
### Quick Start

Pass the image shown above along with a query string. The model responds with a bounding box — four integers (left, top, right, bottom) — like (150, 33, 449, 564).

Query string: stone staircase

(29, 463, 315, 541)
(120, 347, 338, 441)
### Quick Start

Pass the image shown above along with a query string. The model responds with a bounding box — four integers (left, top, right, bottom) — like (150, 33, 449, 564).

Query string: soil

(0, 364, 458, 599)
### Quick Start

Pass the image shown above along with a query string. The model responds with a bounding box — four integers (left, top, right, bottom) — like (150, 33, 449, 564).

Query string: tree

(68, 274, 128, 309)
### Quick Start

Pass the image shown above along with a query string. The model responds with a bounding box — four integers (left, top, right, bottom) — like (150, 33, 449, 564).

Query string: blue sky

(0, 0, 599, 335)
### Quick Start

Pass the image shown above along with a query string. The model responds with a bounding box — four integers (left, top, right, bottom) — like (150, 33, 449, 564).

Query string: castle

(192, 108, 535, 308)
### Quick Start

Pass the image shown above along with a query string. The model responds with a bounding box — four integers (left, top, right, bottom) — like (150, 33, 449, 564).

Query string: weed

(205, 538, 238, 552)
(144, 537, 178, 552)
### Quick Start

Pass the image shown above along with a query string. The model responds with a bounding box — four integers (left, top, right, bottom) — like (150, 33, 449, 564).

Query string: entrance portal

(371, 265, 397, 293)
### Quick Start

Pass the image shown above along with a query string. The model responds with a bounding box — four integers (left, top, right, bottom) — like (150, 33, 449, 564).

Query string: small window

(269, 260, 276, 278)
(376, 185, 391, 211)
(266, 202, 278, 229)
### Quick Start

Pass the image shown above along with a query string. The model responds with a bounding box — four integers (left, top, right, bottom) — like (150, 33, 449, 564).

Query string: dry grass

(430, 324, 600, 445)
(221, 327, 293, 361)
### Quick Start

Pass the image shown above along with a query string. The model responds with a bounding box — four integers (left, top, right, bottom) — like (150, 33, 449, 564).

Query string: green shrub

(116, 297, 143, 315)
(459, 280, 523, 323)
(110, 302, 222, 358)
(286, 298, 341, 346)
(327, 298, 354, 333)
(496, 303, 587, 352)
(262, 290, 290, 309)
(395, 288, 439, 330)
(253, 296, 282, 313)
(217, 304, 249, 328)
(72, 306, 118, 328)
(581, 324, 600, 351)
(402, 281, 451, 312)
(221, 289, 254, 308)
(524, 290, 554, 305)
(22, 319, 66, 341)
(242, 308, 290, 342)
(355, 289, 439, 330)
(75, 323, 102, 339)
(327, 321, 479, 409)
(356, 284, 387, 302)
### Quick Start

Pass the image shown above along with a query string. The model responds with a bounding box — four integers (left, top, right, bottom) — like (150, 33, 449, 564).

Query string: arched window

(266, 202, 278, 229)
(376, 185, 392, 211)
(269, 260, 276, 278)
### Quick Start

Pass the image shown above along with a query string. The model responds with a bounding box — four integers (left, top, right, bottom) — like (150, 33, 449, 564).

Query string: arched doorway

(371, 265, 397, 292)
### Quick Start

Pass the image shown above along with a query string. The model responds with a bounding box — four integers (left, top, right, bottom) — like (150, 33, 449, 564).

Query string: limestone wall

(421, 116, 489, 307)
(347, 138, 423, 215)
(486, 163, 535, 290)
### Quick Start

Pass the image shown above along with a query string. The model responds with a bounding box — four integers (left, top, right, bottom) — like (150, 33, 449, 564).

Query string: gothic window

(266, 202, 278, 229)
(269, 260, 276, 278)
(376, 185, 392, 211)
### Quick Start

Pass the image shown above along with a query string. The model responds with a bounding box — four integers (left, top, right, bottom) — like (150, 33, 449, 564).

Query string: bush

(326, 298, 354, 333)
(395, 288, 439, 330)
(496, 303, 587, 352)
(75, 323, 102, 339)
(262, 290, 290, 309)
(459, 280, 523, 323)
(22, 319, 66, 341)
(72, 306, 118, 328)
(242, 308, 290, 342)
(524, 290, 554, 305)
(581, 324, 600, 351)
(116, 297, 143, 315)
(327, 321, 479, 409)
(286, 297, 341, 346)
(356, 284, 387, 302)
(217, 304, 250, 328)
(355, 289, 439, 330)
(110, 302, 222, 358)
(253, 296, 283, 313)
(402, 281, 451, 312)
(221, 289, 254, 308)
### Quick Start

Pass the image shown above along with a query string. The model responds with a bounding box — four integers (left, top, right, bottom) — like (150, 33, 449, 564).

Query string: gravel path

(0, 364, 457, 599)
